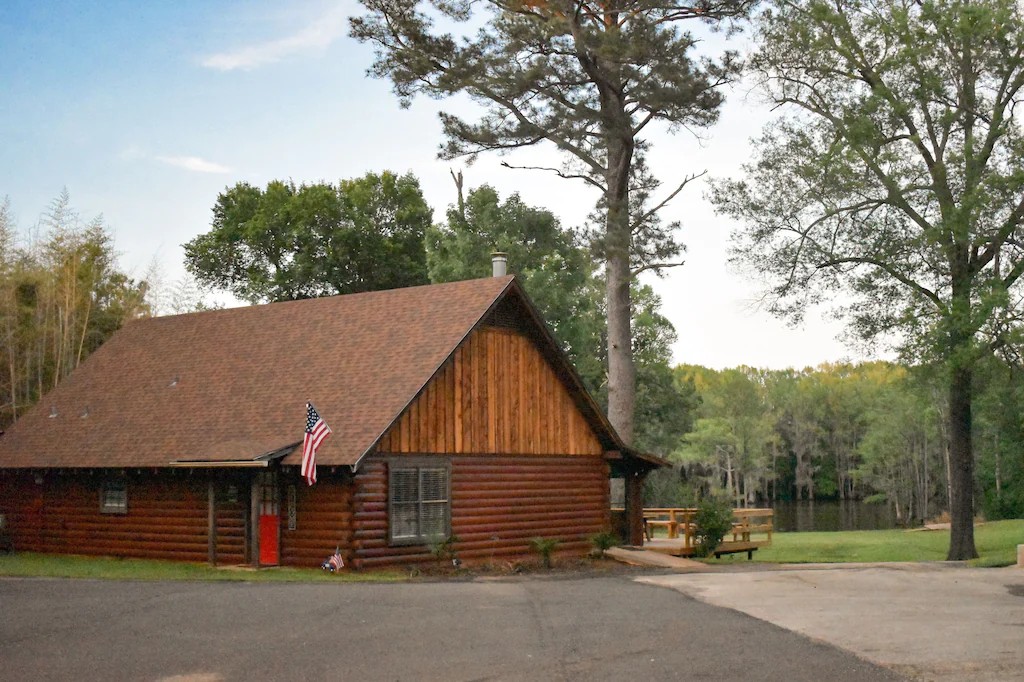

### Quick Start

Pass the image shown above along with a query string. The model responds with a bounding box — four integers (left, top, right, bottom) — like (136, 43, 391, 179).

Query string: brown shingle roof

(0, 277, 516, 469)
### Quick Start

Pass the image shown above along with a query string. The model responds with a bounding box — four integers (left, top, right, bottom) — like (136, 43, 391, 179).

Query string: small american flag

(301, 402, 331, 486)
(321, 548, 344, 572)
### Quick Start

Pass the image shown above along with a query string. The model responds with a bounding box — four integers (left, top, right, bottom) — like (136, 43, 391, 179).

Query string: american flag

(322, 547, 344, 572)
(301, 402, 331, 486)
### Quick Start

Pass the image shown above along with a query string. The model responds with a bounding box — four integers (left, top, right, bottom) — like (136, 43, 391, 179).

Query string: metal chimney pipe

(491, 252, 508, 277)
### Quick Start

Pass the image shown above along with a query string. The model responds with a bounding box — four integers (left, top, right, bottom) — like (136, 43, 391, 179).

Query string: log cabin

(0, 272, 662, 569)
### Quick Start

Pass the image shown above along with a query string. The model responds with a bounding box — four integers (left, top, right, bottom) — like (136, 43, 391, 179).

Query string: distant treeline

(650, 360, 1024, 524)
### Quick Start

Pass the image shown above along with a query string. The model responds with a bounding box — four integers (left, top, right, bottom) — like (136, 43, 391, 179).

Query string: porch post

(624, 469, 647, 546)
(207, 479, 217, 566)
(250, 474, 261, 568)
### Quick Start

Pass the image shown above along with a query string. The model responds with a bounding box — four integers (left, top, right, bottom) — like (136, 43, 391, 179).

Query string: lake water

(770, 500, 898, 532)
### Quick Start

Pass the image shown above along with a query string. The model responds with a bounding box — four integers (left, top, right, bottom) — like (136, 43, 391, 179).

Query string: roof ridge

(136, 275, 517, 325)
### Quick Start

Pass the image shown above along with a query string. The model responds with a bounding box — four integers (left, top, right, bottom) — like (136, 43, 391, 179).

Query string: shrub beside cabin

(0, 276, 662, 569)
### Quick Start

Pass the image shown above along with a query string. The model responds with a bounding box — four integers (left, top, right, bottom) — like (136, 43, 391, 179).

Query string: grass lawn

(706, 519, 1024, 567)
(0, 552, 407, 583)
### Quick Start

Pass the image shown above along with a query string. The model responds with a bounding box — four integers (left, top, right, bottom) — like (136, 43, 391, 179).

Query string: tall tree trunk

(994, 433, 1001, 501)
(771, 443, 777, 502)
(724, 448, 734, 502)
(76, 294, 93, 369)
(7, 323, 15, 424)
(922, 429, 929, 521)
(947, 363, 978, 560)
(2, 289, 16, 425)
(835, 443, 844, 500)
(604, 133, 635, 444)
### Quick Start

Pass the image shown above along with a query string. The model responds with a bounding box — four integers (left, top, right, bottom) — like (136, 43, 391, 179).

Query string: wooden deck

(640, 507, 774, 559)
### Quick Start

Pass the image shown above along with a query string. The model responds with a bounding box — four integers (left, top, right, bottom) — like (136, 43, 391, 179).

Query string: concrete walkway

(639, 563, 1024, 681)
(605, 546, 709, 571)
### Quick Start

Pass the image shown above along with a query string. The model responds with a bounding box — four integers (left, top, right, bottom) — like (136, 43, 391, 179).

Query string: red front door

(258, 473, 280, 566)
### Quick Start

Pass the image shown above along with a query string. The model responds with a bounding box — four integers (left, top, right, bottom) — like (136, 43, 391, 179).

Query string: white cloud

(155, 155, 232, 174)
(201, 6, 347, 71)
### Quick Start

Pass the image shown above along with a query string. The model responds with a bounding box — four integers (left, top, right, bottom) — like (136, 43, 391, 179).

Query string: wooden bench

(713, 541, 762, 560)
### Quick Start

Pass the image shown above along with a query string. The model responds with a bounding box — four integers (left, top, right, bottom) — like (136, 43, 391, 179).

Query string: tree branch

(631, 260, 686, 277)
(629, 170, 706, 231)
(816, 256, 945, 311)
(499, 161, 606, 190)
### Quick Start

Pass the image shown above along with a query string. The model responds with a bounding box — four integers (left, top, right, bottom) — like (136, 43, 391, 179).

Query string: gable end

(376, 324, 603, 457)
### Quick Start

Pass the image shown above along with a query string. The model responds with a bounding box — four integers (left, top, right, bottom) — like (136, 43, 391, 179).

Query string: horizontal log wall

(379, 326, 602, 457)
(352, 455, 610, 569)
(280, 475, 354, 568)
(213, 480, 246, 565)
(0, 470, 245, 563)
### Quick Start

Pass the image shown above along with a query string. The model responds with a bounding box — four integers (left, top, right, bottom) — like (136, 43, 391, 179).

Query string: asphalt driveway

(0, 574, 899, 681)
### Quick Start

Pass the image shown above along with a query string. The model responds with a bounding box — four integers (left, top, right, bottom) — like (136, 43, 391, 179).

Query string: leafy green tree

(711, 0, 1024, 559)
(631, 285, 701, 456)
(973, 357, 1024, 519)
(855, 377, 942, 525)
(351, 0, 754, 443)
(816, 363, 880, 500)
(184, 172, 432, 303)
(676, 367, 774, 504)
(427, 181, 604, 383)
(675, 417, 739, 492)
(771, 370, 829, 501)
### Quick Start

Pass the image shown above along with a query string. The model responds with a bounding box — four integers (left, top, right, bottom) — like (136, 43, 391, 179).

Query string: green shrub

(693, 497, 734, 558)
(589, 530, 619, 559)
(530, 537, 560, 569)
(429, 533, 461, 567)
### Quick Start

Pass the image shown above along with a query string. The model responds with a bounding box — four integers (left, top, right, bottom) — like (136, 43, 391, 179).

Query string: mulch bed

(403, 555, 675, 581)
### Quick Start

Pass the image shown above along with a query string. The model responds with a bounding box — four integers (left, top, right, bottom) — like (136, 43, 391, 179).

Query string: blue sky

(0, 0, 867, 369)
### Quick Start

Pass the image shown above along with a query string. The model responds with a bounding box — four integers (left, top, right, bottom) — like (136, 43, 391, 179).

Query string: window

(100, 481, 127, 514)
(389, 462, 450, 544)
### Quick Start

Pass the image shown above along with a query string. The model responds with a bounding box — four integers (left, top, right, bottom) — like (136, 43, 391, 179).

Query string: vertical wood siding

(352, 455, 610, 569)
(0, 471, 245, 563)
(378, 326, 602, 456)
(280, 476, 354, 568)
